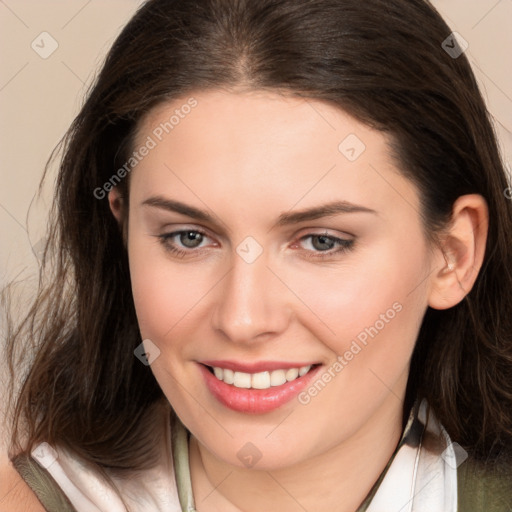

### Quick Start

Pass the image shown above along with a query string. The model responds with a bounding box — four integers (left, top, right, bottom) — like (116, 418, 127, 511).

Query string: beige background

(0, 0, 511, 464)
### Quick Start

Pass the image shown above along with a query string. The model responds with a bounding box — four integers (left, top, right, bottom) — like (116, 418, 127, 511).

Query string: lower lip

(198, 364, 321, 414)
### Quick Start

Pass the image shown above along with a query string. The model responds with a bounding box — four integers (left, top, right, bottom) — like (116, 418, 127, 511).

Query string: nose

(211, 249, 292, 344)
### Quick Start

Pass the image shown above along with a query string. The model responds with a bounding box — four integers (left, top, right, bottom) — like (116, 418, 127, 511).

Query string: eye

(294, 232, 354, 258)
(156, 229, 215, 257)
(304, 234, 337, 251)
(176, 230, 205, 248)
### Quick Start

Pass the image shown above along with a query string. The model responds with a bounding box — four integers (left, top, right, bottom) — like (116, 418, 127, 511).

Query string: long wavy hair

(4, 0, 512, 471)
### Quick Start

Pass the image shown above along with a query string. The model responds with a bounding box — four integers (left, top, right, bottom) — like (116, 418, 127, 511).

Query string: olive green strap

(12, 453, 77, 512)
(457, 456, 512, 512)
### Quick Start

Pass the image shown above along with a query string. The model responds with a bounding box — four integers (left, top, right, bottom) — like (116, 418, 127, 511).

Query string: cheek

(279, 236, 430, 364)
(281, 239, 430, 444)
(127, 232, 212, 341)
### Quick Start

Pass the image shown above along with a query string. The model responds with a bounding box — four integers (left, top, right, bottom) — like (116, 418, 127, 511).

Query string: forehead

(130, 89, 420, 224)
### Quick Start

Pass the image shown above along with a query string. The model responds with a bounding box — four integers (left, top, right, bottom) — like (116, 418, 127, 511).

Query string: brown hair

(4, 0, 512, 471)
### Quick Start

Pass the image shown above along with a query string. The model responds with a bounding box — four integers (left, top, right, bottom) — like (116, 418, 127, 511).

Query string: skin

(0, 459, 45, 511)
(109, 89, 488, 512)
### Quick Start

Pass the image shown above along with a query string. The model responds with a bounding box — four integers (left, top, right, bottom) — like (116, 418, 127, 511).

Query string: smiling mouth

(204, 364, 320, 390)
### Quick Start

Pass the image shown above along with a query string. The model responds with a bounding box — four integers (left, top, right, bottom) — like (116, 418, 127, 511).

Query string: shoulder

(2, 452, 77, 512)
(457, 454, 512, 512)
(0, 459, 45, 512)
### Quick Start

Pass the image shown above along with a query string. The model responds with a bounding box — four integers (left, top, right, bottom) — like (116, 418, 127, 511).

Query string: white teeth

(285, 368, 299, 381)
(299, 365, 310, 376)
(251, 371, 270, 389)
(270, 369, 287, 386)
(223, 368, 234, 384)
(233, 371, 251, 388)
(211, 365, 313, 389)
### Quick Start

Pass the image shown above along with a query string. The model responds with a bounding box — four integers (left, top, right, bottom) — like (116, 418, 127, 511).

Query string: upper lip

(200, 360, 319, 373)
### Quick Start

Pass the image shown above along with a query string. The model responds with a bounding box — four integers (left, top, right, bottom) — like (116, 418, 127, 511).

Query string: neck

(189, 392, 405, 512)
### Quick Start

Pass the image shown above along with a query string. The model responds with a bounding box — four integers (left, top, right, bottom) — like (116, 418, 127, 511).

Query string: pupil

(313, 235, 334, 251)
(181, 231, 202, 248)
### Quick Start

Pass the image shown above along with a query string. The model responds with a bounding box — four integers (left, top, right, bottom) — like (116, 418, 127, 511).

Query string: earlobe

(428, 194, 488, 310)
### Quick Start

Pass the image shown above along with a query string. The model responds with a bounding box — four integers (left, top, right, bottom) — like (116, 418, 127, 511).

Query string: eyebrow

(275, 201, 376, 226)
(141, 196, 376, 226)
(142, 196, 214, 223)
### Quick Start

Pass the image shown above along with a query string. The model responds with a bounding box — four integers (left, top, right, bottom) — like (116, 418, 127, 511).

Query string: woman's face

(123, 89, 438, 469)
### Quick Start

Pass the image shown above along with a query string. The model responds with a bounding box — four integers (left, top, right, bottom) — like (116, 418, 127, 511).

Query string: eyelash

(156, 230, 355, 260)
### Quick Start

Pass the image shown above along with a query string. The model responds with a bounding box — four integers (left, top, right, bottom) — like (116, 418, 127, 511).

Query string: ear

(428, 194, 488, 310)
(108, 187, 128, 243)
(108, 187, 124, 221)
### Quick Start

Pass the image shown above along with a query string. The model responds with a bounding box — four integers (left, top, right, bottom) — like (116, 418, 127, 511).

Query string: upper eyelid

(298, 230, 351, 239)
(295, 228, 354, 242)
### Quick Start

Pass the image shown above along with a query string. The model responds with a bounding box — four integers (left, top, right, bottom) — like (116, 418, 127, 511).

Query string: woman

(2, 0, 512, 510)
